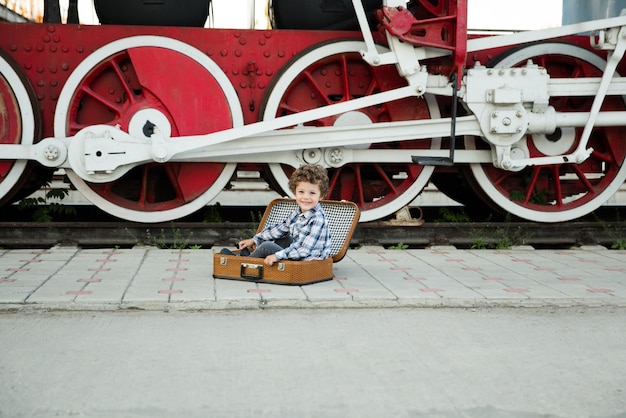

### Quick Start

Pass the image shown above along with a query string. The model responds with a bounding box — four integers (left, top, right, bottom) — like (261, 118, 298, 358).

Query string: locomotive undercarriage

(2, 1, 626, 223)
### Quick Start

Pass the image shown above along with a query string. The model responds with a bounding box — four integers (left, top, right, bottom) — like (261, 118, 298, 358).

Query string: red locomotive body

(1, 0, 626, 223)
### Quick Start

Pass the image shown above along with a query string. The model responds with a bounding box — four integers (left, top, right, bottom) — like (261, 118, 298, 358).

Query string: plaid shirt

(254, 203, 331, 261)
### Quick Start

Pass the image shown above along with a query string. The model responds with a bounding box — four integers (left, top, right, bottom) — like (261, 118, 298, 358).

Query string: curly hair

(288, 164, 330, 197)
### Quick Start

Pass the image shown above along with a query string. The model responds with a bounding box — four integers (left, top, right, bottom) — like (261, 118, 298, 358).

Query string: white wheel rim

(0, 54, 36, 201)
(467, 43, 626, 222)
(263, 41, 441, 222)
(54, 36, 242, 222)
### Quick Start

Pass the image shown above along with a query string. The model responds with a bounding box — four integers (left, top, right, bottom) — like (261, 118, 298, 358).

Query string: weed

(435, 207, 471, 223)
(203, 203, 223, 223)
(595, 210, 626, 249)
(17, 182, 77, 222)
(250, 210, 263, 224)
(470, 237, 488, 250)
(512, 175, 550, 205)
(244, 210, 264, 239)
(388, 242, 409, 250)
(470, 213, 531, 250)
(126, 224, 199, 249)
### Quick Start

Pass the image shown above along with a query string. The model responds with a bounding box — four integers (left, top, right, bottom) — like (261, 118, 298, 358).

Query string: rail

(1, 219, 624, 249)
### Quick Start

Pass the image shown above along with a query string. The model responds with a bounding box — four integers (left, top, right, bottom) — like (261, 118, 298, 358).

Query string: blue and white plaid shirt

(254, 203, 331, 261)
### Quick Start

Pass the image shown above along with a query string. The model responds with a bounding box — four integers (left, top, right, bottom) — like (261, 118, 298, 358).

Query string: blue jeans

(249, 236, 292, 258)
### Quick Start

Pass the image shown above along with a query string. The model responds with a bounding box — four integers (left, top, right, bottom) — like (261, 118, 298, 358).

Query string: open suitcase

(213, 198, 360, 285)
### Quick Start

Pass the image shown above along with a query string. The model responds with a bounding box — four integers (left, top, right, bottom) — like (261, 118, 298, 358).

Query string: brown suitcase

(213, 198, 360, 285)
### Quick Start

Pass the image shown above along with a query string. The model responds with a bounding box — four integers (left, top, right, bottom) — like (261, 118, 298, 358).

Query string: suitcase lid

(257, 198, 360, 262)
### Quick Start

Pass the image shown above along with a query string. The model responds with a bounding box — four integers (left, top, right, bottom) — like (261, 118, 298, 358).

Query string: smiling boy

(233, 164, 331, 266)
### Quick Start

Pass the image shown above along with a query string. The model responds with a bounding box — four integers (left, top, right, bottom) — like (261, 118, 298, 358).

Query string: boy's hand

(264, 254, 278, 266)
(238, 239, 255, 250)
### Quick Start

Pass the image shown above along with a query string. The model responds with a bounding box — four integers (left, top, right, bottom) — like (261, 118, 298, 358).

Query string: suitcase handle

(240, 263, 263, 280)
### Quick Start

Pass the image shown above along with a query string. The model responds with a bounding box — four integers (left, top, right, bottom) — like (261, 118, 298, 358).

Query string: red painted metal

(378, 0, 467, 83)
(1, 0, 625, 221)
(0, 24, 361, 137)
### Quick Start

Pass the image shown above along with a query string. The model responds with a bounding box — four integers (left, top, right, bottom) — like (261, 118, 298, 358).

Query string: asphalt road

(1, 307, 625, 418)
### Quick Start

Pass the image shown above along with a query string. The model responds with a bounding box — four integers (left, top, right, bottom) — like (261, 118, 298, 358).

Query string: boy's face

(294, 181, 323, 212)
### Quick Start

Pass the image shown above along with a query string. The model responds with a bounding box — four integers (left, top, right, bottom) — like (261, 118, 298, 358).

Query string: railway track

(2, 214, 625, 249)
(4, 172, 626, 250)
(4, 174, 626, 249)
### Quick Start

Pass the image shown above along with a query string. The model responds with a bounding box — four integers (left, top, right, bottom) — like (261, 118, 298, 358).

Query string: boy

(223, 164, 331, 266)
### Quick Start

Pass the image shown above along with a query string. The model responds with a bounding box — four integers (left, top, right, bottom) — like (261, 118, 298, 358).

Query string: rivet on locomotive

(1, 0, 625, 223)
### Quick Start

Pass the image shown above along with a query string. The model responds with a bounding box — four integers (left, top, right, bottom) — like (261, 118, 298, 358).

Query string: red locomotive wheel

(55, 37, 241, 222)
(0, 50, 41, 207)
(465, 43, 626, 222)
(261, 41, 441, 222)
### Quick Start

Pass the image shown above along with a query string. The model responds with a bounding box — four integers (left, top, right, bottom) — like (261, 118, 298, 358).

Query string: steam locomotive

(1, 0, 626, 223)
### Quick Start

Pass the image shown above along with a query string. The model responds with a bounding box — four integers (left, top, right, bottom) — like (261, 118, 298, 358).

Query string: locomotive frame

(1, 0, 626, 223)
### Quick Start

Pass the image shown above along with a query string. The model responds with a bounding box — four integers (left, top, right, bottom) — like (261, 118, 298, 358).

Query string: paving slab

(1, 245, 625, 310)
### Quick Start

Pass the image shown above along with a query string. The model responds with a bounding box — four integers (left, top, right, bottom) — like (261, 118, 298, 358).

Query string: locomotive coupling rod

(174, 110, 626, 164)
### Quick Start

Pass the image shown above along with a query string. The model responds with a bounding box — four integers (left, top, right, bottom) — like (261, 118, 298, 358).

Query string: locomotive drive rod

(172, 111, 626, 162)
(58, 108, 626, 185)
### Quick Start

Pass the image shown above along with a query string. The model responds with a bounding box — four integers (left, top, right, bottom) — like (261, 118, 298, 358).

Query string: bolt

(501, 160, 511, 169)
(502, 117, 511, 126)
(329, 149, 343, 164)
(44, 146, 59, 161)
(152, 145, 169, 162)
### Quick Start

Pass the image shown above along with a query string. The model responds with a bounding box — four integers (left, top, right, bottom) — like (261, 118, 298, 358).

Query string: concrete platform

(1, 245, 625, 311)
